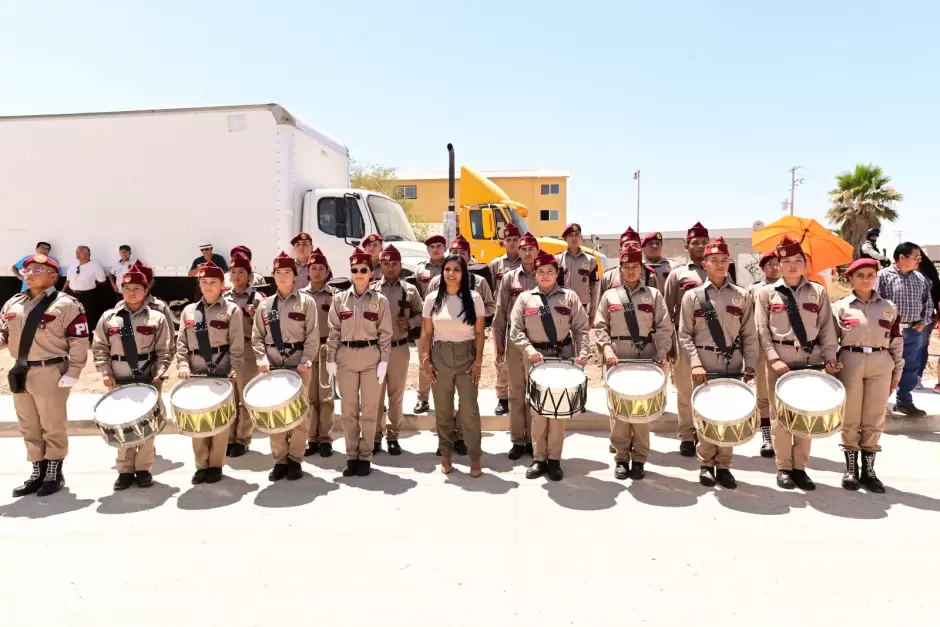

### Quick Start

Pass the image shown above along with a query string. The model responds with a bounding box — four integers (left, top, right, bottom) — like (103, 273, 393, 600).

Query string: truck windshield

(367, 194, 417, 242)
(507, 206, 531, 234)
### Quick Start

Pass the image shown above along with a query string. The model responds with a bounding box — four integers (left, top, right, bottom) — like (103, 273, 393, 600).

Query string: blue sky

(2, 0, 937, 243)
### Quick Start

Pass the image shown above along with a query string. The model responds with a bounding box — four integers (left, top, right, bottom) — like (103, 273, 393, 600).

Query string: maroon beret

(845, 258, 879, 277)
(197, 261, 225, 281)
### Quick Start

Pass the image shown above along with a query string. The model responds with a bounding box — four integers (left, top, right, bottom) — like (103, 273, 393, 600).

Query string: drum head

(606, 363, 665, 400)
(692, 379, 755, 423)
(171, 378, 233, 413)
(244, 370, 303, 411)
(776, 371, 845, 414)
(94, 384, 159, 427)
(529, 362, 587, 388)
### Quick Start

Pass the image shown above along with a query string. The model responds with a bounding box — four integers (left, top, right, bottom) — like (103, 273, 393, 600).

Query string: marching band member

(92, 268, 172, 490)
(420, 253, 486, 476)
(594, 243, 673, 480)
(663, 221, 710, 456)
(128, 260, 176, 340)
(413, 234, 447, 413)
(291, 233, 314, 291)
(176, 261, 244, 485)
(678, 237, 758, 489)
(362, 233, 384, 280)
(556, 222, 599, 326)
(301, 247, 338, 457)
(597, 227, 641, 298)
(326, 247, 393, 477)
(749, 252, 782, 457)
(832, 258, 903, 493)
(1, 253, 89, 497)
(224, 252, 264, 458)
(224, 245, 267, 290)
(509, 250, 590, 481)
(373, 244, 423, 455)
(755, 235, 840, 491)
(252, 252, 319, 481)
(493, 232, 540, 459)
(489, 224, 523, 415)
(640, 232, 680, 287)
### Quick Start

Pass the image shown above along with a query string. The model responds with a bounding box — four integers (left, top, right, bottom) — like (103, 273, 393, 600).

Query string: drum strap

(7, 290, 58, 394)
(774, 285, 814, 354)
(617, 287, 653, 354)
(694, 285, 738, 364)
(264, 295, 295, 363)
(195, 301, 226, 374)
(115, 309, 152, 381)
(533, 292, 562, 356)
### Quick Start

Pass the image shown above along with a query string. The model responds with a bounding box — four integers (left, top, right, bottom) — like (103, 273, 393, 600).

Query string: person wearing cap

(755, 235, 840, 491)
(92, 269, 173, 491)
(641, 232, 680, 287)
(494, 232, 541, 459)
(594, 242, 673, 480)
(176, 261, 244, 485)
(108, 245, 137, 293)
(509, 250, 590, 481)
(413, 234, 447, 413)
(597, 227, 641, 299)
(326, 247, 393, 478)
(489, 224, 523, 416)
(362, 233, 384, 280)
(12, 241, 62, 292)
(1, 253, 89, 497)
(831, 258, 903, 493)
(858, 228, 890, 268)
(224, 245, 267, 290)
(224, 252, 265, 458)
(188, 243, 229, 277)
(679, 237, 758, 489)
(292, 232, 314, 291)
(556, 223, 599, 327)
(122, 260, 175, 346)
(747, 252, 782, 458)
(373, 245, 423, 455)
(663, 221, 710, 457)
(300, 247, 338, 457)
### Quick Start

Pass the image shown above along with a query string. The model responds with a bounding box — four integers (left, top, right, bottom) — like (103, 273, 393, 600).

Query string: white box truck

(0, 104, 428, 309)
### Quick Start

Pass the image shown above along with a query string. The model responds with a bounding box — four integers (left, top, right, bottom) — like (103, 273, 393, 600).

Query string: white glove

(326, 362, 337, 377)
(377, 361, 388, 384)
(57, 374, 78, 388)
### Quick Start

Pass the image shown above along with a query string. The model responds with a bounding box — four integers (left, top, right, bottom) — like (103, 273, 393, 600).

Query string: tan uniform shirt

(223, 271, 267, 291)
(754, 277, 838, 364)
(427, 273, 496, 317)
(119, 293, 175, 333)
(663, 261, 708, 326)
(489, 254, 522, 295)
(251, 290, 320, 368)
(556, 249, 599, 318)
(596, 266, 661, 311)
(294, 261, 312, 291)
(225, 287, 265, 343)
(300, 283, 337, 340)
(832, 292, 904, 380)
(415, 259, 444, 298)
(326, 287, 394, 363)
(373, 277, 424, 342)
(0, 287, 90, 378)
(175, 298, 244, 375)
(678, 279, 759, 371)
(644, 258, 680, 290)
(594, 285, 673, 361)
(493, 265, 538, 352)
(509, 286, 591, 362)
(92, 303, 172, 380)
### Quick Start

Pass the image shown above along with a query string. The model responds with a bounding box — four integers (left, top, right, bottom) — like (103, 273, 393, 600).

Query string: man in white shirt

(109, 245, 137, 292)
(63, 245, 108, 339)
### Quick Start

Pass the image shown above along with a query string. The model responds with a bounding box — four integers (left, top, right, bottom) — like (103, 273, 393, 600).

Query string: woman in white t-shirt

(420, 254, 486, 476)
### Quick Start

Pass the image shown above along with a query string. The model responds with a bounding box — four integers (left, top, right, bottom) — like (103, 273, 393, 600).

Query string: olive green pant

(431, 341, 482, 462)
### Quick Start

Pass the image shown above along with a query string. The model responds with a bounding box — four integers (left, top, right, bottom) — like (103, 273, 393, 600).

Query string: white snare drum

(527, 360, 588, 419)
(692, 378, 759, 447)
(93, 383, 166, 449)
(170, 377, 236, 438)
(605, 362, 667, 424)
(774, 370, 845, 438)
(243, 370, 309, 434)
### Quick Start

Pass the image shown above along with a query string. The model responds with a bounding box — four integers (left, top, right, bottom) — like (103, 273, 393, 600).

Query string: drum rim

(169, 377, 234, 414)
(242, 370, 304, 412)
(774, 370, 846, 417)
(528, 360, 588, 385)
(691, 378, 756, 424)
(173, 402, 236, 438)
(93, 383, 161, 429)
(604, 362, 666, 401)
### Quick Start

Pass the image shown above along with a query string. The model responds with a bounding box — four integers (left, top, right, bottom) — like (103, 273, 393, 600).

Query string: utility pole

(633, 170, 641, 231)
(789, 166, 805, 215)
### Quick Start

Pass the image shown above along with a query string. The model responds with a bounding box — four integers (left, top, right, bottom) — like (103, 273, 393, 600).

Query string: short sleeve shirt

(423, 292, 484, 342)
(190, 254, 229, 272)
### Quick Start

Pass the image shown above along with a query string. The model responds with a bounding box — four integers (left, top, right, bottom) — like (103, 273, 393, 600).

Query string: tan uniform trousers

(417, 358, 431, 403)
(115, 380, 162, 473)
(230, 353, 259, 446)
(506, 343, 532, 446)
(693, 351, 741, 470)
(837, 350, 892, 453)
(526, 358, 566, 461)
(13, 363, 71, 462)
(376, 343, 410, 443)
(754, 348, 773, 421)
(269, 369, 311, 464)
(610, 417, 650, 463)
(768, 345, 819, 470)
(337, 345, 380, 461)
(431, 340, 483, 461)
(307, 344, 336, 444)
(495, 339, 509, 399)
(674, 341, 696, 441)
(192, 424, 229, 470)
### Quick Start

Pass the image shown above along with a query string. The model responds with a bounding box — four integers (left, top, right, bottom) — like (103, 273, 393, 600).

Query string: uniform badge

(780, 249, 788, 257)
(582, 262, 590, 269)
(370, 302, 379, 312)
(294, 302, 304, 312)
(808, 292, 819, 302)
(884, 310, 894, 321)
(732, 296, 743, 307)
(642, 295, 652, 304)
(217, 311, 228, 321)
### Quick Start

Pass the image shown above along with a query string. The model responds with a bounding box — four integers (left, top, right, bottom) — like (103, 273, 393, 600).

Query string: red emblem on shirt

(2, 312, 15, 321)
(555, 306, 571, 315)
(725, 306, 743, 317)
(524, 307, 539, 316)
(637, 304, 654, 313)
(363, 311, 379, 322)
(608, 304, 624, 312)
(136, 325, 155, 335)
(209, 320, 229, 330)
(288, 312, 306, 322)
(769, 303, 786, 313)
(339, 311, 353, 321)
(802, 303, 820, 314)
(842, 317, 861, 328)
(67, 313, 89, 337)
(878, 319, 892, 330)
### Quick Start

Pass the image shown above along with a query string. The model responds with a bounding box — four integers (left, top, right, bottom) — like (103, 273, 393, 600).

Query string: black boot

(841, 451, 859, 491)
(225, 443, 234, 457)
(387, 440, 402, 456)
(12, 461, 46, 497)
(630, 461, 646, 480)
(205, 467, 223, 483)
(304, 442, 319, 457)
(319, 442, 333, 457)
(759, 424, 774, 458)
(699, 466, 716, 487)
(776, 470, 795, 489)
(454, 439, 469, 456)
(679, 440, 696, 457)
(525, 461, 547, 479)
(790, 469, 816, 491)
(413, 400, 430, 414)
(494, 399, 508, 415)
(36, 459, 64, 496)
(342, 460, 359, 477)
(228, 443, 248, 458)
(357, 460, 372, 477)
(524, 442, 534, 456)
(114, 473, 135, 491)
(191, 469, 209, 484)
(373, 441, 383, 455)
(546, 459, 564, 482)
(860, 451, 885, 493)
(609, 444, 616, 454)
(715, 469, 737, 489)
(269, 463, 289, 481)
(135, 470, 154, 488)
(508, 444, 525, 460)
(286, 459, 303, 481)
(614, 461, 629, 480)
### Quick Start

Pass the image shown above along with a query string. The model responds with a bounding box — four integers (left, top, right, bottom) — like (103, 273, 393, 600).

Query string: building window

(540, 209, 560, 221)
(396, 185, 417, 200)
(540, 183, 560, 195)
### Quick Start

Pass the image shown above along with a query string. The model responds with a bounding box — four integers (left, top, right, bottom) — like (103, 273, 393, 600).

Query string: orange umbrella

(751, 216, 853, 277)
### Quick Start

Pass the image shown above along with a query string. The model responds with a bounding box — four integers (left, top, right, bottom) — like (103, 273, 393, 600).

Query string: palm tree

(826, 164, 903, 258)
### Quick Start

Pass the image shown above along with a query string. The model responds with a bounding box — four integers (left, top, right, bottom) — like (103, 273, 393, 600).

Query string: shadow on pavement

(254, 473, 338, 508)
(901, 431, 940, 443)
(369, 451, 440, 475)
(177, 476, 258, 510)
(0, 488, 95, 519)
(713, 479, 807, 516)
(96, 482, 180, 515)
(226, 450, 273, 473)
(541, 458, 625, 511)
(445, 469, 519, 494)
(333, 467, 419, 495)
(152, 454, 184, 475)
(647, 449, 700, 472)
(806, 481, 940, 520)
(626, 471, 709, 508)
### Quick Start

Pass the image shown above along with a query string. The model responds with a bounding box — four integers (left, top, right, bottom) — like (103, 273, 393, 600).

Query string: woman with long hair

(420, 253, 486, 476)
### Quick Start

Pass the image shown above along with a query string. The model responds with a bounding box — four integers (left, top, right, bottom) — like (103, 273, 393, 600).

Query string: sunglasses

(350, 267, 371, 275)
(23, 267, 54, 276)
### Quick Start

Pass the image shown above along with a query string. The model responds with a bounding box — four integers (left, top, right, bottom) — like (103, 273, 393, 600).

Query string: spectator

(109, 244, 137, 292)
(188, 242, 228, 277)
(63, 245, 108, 339)
(11, 241, 61, 291)
(859, 228, 891, 268)
(876, 242, 934, 416)
(916, 251, 940, 392)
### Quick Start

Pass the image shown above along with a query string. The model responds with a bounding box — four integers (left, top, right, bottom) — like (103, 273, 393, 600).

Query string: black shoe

(435, 448, 443, 456)
(524, 442, 534, 456)
(609, 444, 616, 454)
(114, 473, 136, 491)
(895, 402, 927, 417)
(343, 460, 359, 477)
(546, 459, 564, 481)
(12, 461, 46, 497)
(304, 442, 319, 457)
(192, 469, 209, 484)
(36, 459, 64, 497)
(413, 400, 430, 414)
(225, 443, 235, 457)
(525, 461, 547, 479)
(699, 466, 716, 487)
(228, 443, 247, 458)
(205, 467, 223, 484)
(630, 461, 646, 480)
(286, 459, 303, 481)
(373, 441, 383, 455)
(269, 463, 289, 481)
(776, 470, 795, 489)
(790, 469, 815, 491)
(319, 442, 333, 457)
(454, 439, 469, 456)
(759, 425, 774, 458)
(860, 451, 885, 493)
(357, 460, 372, 477)
(679, 440, 696, 457)
(135, 471, 154, 488)
(841, 451, 860, 491)
(508, 444, 525, 460)
(715, 469, 737, 489)
(494, 399, 509, 415)
(614, 461, 629, 480)
(387, 440, 402, 456)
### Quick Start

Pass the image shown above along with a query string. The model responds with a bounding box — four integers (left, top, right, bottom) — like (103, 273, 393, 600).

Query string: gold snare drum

(605, 362, 667, 424)
(692, 378, 759, 447)
(243, 370, 309, 434)
(169, 377, 236, 438)
(774, 370, 845, 438)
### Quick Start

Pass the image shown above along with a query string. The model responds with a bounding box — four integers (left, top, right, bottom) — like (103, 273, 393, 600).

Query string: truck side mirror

(481, 208, 496, 239)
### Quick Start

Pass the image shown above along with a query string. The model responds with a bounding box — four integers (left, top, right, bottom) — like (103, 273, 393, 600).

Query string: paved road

(1, 431, 938, 626)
